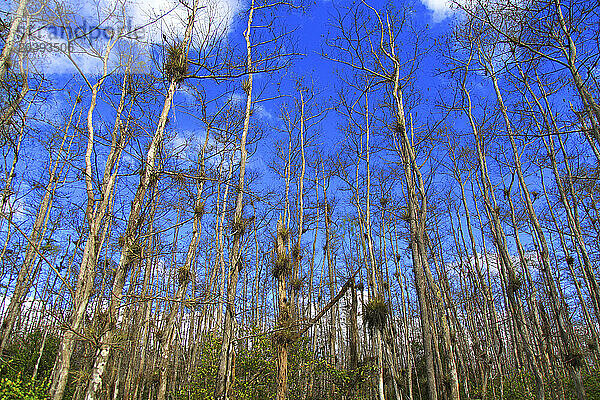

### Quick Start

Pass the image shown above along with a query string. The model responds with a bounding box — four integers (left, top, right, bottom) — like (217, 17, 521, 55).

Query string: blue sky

(3, 0, 597, 319)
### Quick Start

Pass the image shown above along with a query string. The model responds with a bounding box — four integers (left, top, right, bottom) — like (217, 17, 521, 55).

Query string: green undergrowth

(1, 330, 59, 381)
(4, 329, 600, 400)
(176, 330, 376, 400)
(0, 329, 58, 400)
(0, 377, 49, 400)
(471, 368, 600, 400)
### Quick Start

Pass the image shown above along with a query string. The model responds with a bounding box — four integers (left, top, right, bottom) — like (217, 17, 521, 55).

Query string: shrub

(1, 329, 59, 381)
(0, 377, 49, 400)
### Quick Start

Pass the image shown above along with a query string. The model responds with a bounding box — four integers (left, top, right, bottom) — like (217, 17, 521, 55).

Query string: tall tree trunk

(0, 101, 75, 353)
(215, 2, 254, 396)
(84, 80, 177, 400)
(489, 59, 587, 399)
(275, 218, 290, 400)
(0, 0, 27, 81)
(49, 51, 126, 400)
(461, 60, 545, 399)
(156, 126, 210, 400)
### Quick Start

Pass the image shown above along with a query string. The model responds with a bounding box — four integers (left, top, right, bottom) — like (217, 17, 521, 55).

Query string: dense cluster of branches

(1, 0, 600, 399)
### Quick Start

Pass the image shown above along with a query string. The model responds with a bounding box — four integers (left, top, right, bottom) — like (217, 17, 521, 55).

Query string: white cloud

(0, 193, 27, 223)
(228, 91, 245, 104)
(167, 129, 218, 165)
(21, 0, 240, 76)
(421, 0, 453, 19)
(254, 103, 272, 120)
(127, 0, 240, 43)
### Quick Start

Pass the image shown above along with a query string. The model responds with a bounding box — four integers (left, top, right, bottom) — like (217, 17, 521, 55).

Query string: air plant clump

(400, 210, 410, 222)
(130, 241, 142, 258)
(363, 297, 388, 332)
(277, 225, 290, 242)
(272, 321, 297, 345)
(272, 254, 290, 279)
(164, 42, 188, 83)
(380, 197, 388, 208)
(232, 219, 246, 236)
(124, 243, 142, 271)
(120, 240, 142, 265)
(292, 244, 301, 261)
(563, 350, 585, 369)
(124, 73, 138, 97)
(95, 310, 109, 329)
(126, 78, 136, 97)
(566, 255, 575, 266)
(289, 277, 303, 291)
(71, 369, 93, 388)
(194, 202, 205, 218)
(507, 274, 522, 296)
(392, 120, 405, 135)
(241, 78, 251, 94)
(177, 266, 191, 286)
(148, 169, 160, 187)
